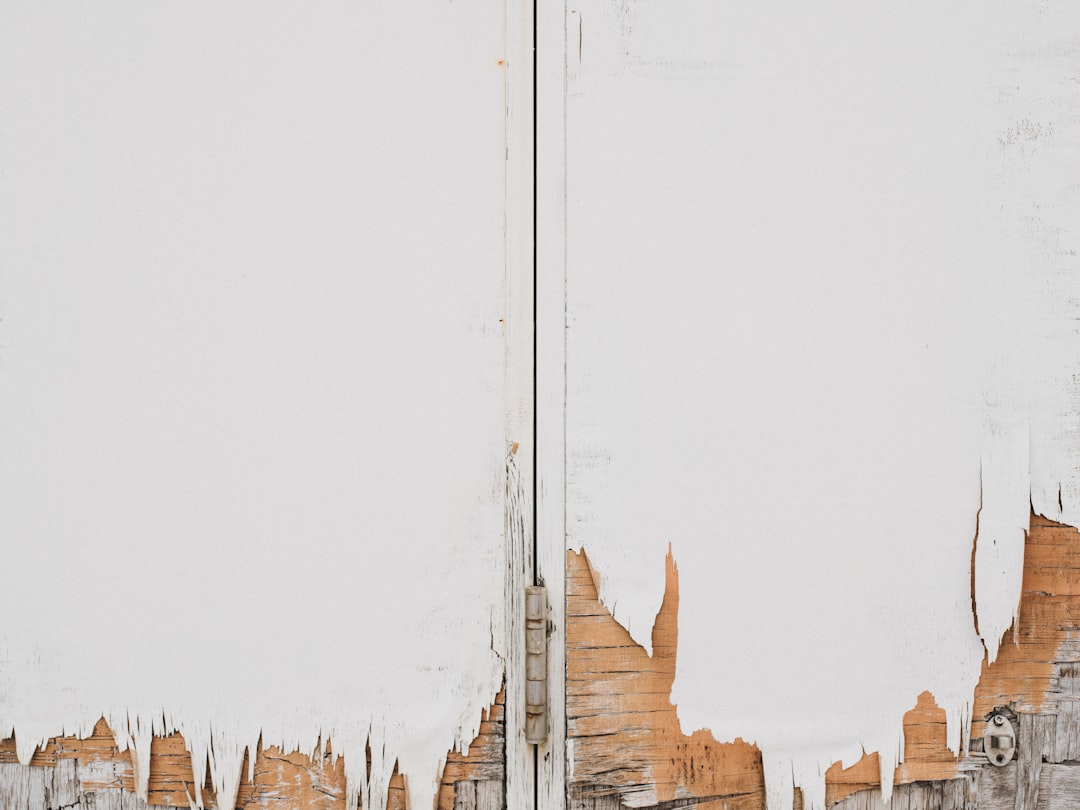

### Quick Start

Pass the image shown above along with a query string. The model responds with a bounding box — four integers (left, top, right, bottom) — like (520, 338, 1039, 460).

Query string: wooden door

(537, 1, 1080, 810)
(0, 2, 534, 809)
(6, 3, 1080, 810)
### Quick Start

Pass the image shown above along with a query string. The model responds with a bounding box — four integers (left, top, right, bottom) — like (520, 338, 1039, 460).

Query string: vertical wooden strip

(503, 0, 536, 798)
(1015, 713, 1058, 810)
(977, 760, 1019, 810)
(475, 779, 504, 810)
(1035, 764, 1080, 810)
(535, 0, 569, 799)
(0, 687, 505, 810)
(49, 756, 80, 809)
(1051, 660, 1080, 764)
(505, 452, 533, 810)
(453, 780, 477, 810)
(1016, 713, 1042, 810)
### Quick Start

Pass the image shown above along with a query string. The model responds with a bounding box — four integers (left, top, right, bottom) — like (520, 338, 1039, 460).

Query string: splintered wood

(568, 515, 1080, 809)
(0, 692, 504, 809)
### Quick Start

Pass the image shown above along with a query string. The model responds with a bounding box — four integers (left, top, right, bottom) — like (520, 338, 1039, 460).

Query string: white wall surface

(563, 1, 1080, 808)
(0, 5, 512, 810)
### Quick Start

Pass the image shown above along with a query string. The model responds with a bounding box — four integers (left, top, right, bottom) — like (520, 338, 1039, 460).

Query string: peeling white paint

(975, 421, 1031, 664)
(564, 1, 1080, 808)
(0, 4, 512, 810)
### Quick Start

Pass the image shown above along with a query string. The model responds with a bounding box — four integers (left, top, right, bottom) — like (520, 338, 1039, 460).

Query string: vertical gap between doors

(531, 0, 540, 803)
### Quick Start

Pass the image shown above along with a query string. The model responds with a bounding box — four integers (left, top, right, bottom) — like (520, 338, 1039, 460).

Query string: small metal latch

(525, 586, 548, 744)
(984, 713, 1016, 767)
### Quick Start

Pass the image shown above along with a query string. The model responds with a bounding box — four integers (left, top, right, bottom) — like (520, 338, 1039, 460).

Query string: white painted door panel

(555, 2, 1080, 808)
(0, 4, 529, 810)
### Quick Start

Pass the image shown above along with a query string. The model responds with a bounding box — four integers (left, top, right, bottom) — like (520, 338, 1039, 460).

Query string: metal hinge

(525, 586, 548, 744)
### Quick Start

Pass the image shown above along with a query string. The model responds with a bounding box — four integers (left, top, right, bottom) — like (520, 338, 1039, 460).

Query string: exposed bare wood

(825, 516, 1080, 808)
(824, 692, 961, 806)
(454, 780, 477, 810)
(829, 776, 977, 810)
(474, 780, 504, 810)
(827, 518, 1080, 810)
(3, 515, 1077, 810)
(386, 768, 409, 810)
(1034, 764, 1080, 810)
(569, 515, 1080, 810)
(0, 690, 504, 810)
(973, 516, 1080, 723)
(567, 548, 766, 810)
(1013, 712, 1054, 810)
(569, 546, 978, 810)
(437, 692, 506, 810)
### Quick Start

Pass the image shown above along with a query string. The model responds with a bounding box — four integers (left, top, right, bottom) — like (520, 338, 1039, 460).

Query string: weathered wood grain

(824, 692, 962, 806)
(569, 516, 1080, 809)
(0, 690, 504, 809)
(824, 516, 1080, 808)
(568, 545, 970, 810)
(567, 548, 767, 810)
(973, 517, 1080, 725)
(974, 763, 1019, 810)
(1033, 764, 1080, 810)
(829, 776, 977, 810)
(438, 692, 506, 810)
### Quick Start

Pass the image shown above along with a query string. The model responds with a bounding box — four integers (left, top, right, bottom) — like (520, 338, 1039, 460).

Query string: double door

(3, 2, 1080, 810)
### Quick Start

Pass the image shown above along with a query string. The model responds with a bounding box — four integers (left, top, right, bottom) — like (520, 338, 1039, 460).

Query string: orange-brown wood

(437, 692, 505, 810)
(567, 548, 766, 809)
(0, 718, 140, 793)
(972, 514, 1080, 720)
(824, 515, 1080, 805)
(569, 515, 1080, 809)
(2, 514, 1076, 809)
(386, 767, 409, 810)
(0, 689, 504, 809)
(823, 691, 958, 806)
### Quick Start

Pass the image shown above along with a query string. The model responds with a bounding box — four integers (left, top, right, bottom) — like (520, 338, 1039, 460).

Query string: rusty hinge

(525, 586, 548, 744)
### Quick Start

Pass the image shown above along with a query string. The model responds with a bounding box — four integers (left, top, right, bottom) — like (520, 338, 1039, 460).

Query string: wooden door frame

(505, 0, 542, 806)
